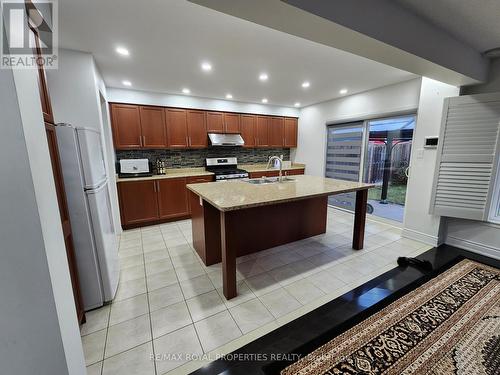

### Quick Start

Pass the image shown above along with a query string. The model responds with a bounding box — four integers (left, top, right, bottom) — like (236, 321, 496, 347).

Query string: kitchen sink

(244, 177, 295, 184)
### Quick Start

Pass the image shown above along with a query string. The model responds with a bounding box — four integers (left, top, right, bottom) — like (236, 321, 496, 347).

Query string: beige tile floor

(82, 207, 432, 375)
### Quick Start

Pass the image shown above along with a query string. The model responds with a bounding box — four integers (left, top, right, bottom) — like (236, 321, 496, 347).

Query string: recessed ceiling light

(122, 80, 132, 87)
(262, 98, 268, 103)
(301, 81, 310, 88)
(182, 88, 190, 94)
(226, 93, 233, 99)
(294, 102, 301, 107)
(339, 88, 348, 95)
(116, 47, 130, 56)
(259, 73, 268, 81)
(201, 62, 212, 72)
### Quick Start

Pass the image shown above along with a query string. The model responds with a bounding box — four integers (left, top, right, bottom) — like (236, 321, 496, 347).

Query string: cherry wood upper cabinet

(256, 116, 270, 147)
(118, 180, 159, 225)
(157, 178, 190, 219)
(240, 114, 256, 148)
(111, 104, 142, 149)
(187, 110, 207, 148)
(269, 117, 284, 147)
(284, 117, 298, 148)
(207, 112, 240, 133)
(166, 108, 188, 148)
(139, 106, 167, 148)
(206, 112, 224, 133)
(224, 113, 241, 134)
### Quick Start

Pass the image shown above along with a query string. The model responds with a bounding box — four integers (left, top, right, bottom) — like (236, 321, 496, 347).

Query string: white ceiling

(58, 0, 416, 108)
(395, 0, 500, 53)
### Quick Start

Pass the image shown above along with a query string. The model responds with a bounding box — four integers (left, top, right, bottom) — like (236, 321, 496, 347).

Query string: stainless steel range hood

(208, 133, 244, 147)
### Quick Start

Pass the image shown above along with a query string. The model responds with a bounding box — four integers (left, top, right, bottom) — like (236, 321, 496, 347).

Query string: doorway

(325, 114, 416, 222)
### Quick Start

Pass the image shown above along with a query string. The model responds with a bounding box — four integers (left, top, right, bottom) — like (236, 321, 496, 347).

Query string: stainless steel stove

(205, 157, 249, 181)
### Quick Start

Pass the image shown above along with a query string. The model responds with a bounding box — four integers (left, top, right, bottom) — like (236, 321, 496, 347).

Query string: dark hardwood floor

(190, 245, 500, 375)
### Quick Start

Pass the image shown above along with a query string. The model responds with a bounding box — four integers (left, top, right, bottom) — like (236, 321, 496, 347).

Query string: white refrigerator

(56, 124, 119, 310)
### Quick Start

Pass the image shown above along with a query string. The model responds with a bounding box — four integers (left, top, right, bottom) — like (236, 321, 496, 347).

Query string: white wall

(0, 66, 85, 374)
(294, 78, 422, 176)
(46, 49, 122, 233)
(107, 88, 300, 117)
(402, 78, 460, 245)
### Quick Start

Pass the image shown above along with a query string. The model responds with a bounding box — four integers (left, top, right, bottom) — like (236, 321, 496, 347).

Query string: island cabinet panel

(206, 111, 224, 133)
(269, 117, 284, 147)
(256, 116, 270, 147)
(111, 104, 142, 149)
(224, 113, 241, 133)
(166, 108, 189, 148)
(187, 110, 207, 148)
(240, 114, 256, 147)
(284, 117, 298, 148)
(139, 106, 167, 148)
(118, 180, 159, 225)
(157, 178, 190, 219)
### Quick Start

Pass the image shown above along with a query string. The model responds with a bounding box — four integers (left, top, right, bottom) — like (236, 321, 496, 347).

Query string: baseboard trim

(402, 228, 440, 246)
(445, 236, 500, 260)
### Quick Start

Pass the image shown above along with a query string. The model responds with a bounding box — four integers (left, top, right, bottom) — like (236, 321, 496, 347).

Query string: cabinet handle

(143, 136, 146, 146)
(186, 136, 189, 146)
(157, 181, 160, 192)
(189, 137, 191, 147)
(153, 181, 156, 192)
(139, 136, 143, 147)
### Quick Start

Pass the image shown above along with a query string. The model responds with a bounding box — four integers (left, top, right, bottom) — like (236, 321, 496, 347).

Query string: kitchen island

(187, 175, 373, 299)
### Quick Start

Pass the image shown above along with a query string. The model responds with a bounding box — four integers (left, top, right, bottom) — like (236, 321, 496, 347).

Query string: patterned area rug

(282, 259, 500, 375)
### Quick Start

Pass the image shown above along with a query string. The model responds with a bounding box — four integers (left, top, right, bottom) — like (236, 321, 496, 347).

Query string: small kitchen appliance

(117, 158, 153, 178)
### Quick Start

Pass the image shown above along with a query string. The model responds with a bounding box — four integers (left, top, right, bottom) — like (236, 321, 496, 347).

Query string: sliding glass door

(326, 115, 416, 222)
(325, 122, 365, 210)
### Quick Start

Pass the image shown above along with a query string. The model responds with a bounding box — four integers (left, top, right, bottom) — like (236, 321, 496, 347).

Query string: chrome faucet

(266, 155, 283, 182)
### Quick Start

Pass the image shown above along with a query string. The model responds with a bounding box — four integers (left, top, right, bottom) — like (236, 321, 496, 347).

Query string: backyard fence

(365, 141, 412, 184)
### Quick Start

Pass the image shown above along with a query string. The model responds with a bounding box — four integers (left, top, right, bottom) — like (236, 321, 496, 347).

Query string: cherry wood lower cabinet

(248, 168, 304, 179)
(118, 176, 214, 228)
(158, 178, 190, 219)
(118, 180, 159, 226)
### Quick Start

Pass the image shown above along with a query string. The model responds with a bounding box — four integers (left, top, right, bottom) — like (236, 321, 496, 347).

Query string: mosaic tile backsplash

(116, 147, 291, 169)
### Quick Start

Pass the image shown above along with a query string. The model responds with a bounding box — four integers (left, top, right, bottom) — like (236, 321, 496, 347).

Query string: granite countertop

(187, 175, 374, 212)
(116, 163, 306, 182)
(116, 167, 213, 182)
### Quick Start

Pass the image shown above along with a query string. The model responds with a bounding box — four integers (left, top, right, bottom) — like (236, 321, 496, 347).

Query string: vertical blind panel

(431, 98, 500, 220)
(326, 123, 364, 210)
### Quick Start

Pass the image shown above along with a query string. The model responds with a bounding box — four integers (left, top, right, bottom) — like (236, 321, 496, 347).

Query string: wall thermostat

(424, 136, 439, 148)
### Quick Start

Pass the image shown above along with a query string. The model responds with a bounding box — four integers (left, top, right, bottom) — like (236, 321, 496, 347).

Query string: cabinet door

(139, 106, 167, 148)
(111, 104, 142, 149)
(269, 117, 284, 147)
(284, 168, 305, 176)
(157, 178, 190, 219)
(284, 117, 298, 148)
(29, 26, 54, 123)
(256, 116, 270, 147)
(187, 110, 207, 148)
(224, 113, 241, 133)
(166, 108, 188, 148)
(118, 181, 159, 225)
(206, 112, 224, 133)
(240, 114, 256, 147)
